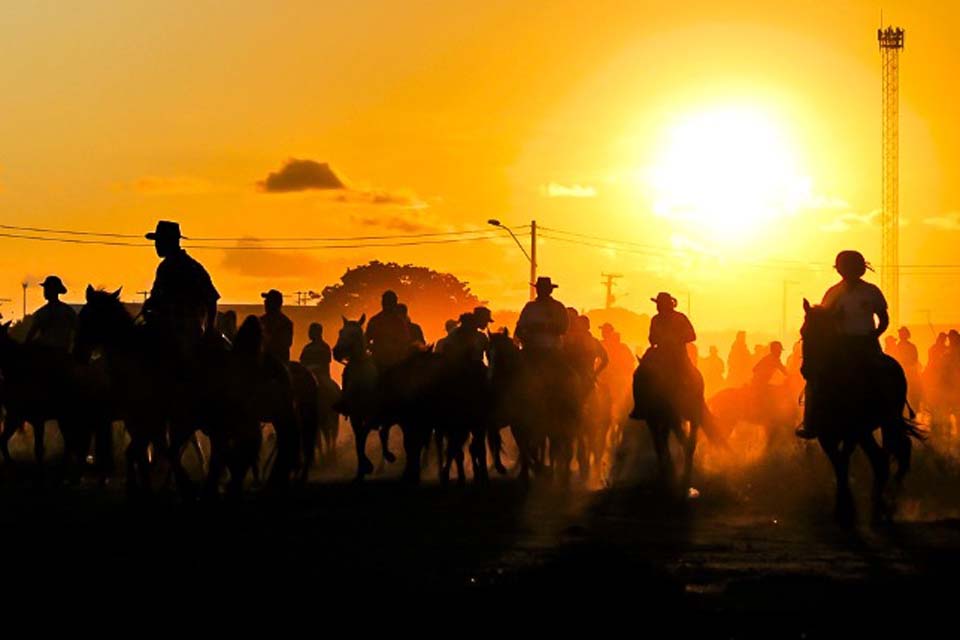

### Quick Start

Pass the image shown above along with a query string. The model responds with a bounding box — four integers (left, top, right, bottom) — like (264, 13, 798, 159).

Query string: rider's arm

(595, 343, 609, 374)
(875, 308, 890, 338)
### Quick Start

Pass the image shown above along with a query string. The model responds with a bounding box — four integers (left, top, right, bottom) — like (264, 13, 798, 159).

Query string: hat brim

(532, 283, 558, 289)
(43, 283, 67, 294)
(145, 232, 184, 240)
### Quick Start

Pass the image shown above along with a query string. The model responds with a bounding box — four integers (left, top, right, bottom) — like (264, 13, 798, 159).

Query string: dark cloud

(258, 159, 345, 193)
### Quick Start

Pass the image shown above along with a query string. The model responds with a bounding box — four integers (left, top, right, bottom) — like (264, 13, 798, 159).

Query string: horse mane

(81, 288, 136, 333)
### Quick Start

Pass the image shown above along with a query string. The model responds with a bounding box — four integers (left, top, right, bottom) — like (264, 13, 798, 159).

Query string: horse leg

(681, 421, 699, 496)
(488, 427, 507, 476)
(0, 413, 24, 463)
(377, 423, 396, 467)
(189, 433, 207, 475)
(352, 419, 374, 480)
(824, 438, 855, 526)
(575, 434, 590, 482)
(166, 424, 198, 501)
(861, 433, 892, 524)
(469, 429, 489, 485)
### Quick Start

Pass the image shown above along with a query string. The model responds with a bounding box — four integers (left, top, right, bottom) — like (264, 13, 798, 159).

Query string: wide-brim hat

(145, 220, 184, 241)
(651, 292, 677, 306)
(40, 275, 67, 295)
(473, 306, 494, 323)
(261, 289, 283, 302)
(533, 276, 558, 290)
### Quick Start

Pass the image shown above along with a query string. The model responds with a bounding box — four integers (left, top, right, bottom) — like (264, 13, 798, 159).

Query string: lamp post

(488, 219, 537, 301)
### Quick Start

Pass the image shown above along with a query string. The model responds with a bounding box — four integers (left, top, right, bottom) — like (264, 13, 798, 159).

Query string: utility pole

(21, 282, 28, 319)
(601, 273, 623, 309)
(879, 24, 905, 330)
(529, 220, 538, 301)
(136, 290, 149, 303)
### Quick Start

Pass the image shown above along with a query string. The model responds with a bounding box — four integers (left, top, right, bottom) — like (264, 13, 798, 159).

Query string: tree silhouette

(316, 261, 485, 341)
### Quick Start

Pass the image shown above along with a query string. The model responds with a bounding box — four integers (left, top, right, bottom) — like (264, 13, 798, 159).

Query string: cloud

(350, 212, 433, 233)
(219, 239, 329, 279)
(131, 175, 217, 195)
(334, 189, 427, 208)
(258, 159, 345, 193)
(541, 182, 598, 198)
(924, 212, 960, 231)
(821, 209, 880, 233)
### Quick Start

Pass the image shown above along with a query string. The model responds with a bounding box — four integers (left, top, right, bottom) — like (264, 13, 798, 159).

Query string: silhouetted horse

(332, 315, 394, 480)
(377, 347, 490, 485)
(75, 288, 299, 497)
(630, 349, 707, 495)
(487, 332, 583, 483)
(0, 321, 112, 479)
(800, 300, 922, 523)
(707, 382, 800, 450)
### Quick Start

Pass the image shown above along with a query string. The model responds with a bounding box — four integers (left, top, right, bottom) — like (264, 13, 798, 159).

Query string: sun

(645, 105, 811, 243)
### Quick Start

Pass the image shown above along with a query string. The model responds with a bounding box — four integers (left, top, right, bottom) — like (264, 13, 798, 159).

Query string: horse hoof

(383, 451, 397, 464)
(494, 462, 508, 476)
(359, 459, 374, 476)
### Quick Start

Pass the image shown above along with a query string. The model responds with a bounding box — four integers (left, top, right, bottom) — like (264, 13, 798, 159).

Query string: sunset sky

(3, 0, 960, 336)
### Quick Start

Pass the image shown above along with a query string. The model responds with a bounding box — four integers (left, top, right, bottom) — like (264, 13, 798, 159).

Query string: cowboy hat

(145, 220, 185, 241)
(650, 291, 677, 307)
(533, 276, 558, 290)
(40, 275, 67, 295)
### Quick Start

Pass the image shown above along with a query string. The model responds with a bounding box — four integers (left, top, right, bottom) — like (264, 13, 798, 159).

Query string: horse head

(76, 285, 131, 355)
(333, 314, 367, 364)
(799, 298, 836, 379)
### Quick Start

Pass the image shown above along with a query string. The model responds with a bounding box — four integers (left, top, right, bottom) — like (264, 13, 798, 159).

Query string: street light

(488, 219, 537, 300)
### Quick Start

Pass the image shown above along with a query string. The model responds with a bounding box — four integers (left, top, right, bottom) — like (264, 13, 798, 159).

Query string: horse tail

(699, 402, 730, 451)
(905, 399, 917, 421)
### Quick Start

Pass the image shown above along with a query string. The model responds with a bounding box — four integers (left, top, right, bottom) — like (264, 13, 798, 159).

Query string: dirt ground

(2, 420, 959, 633)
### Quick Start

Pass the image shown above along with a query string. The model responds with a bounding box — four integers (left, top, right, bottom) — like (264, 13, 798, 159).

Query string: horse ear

(86, 284, 95, 301)
(111, 287, 122, 300)
(359, 313, 366, 326)
(341, 315, 348, 327)
(802, 298, 811, 313)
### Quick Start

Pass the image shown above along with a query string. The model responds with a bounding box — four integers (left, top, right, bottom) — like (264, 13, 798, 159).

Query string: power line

(0, 229, 528, 250)
(0, 222, 523, 243)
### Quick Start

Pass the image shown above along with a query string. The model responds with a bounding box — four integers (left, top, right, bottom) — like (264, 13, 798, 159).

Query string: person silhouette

(300, 322, 332, 379)
(142, 220, 220, 354)
(366, 290, 413, 370)
(752, 341, 787, 388)
(700, 345, 725, 394)
(647, 292, 697, 398)
(797, 249, 888, 439)
(435, 318, 459, 355)
(565, 314, 608, 381)
(516, 277, 568, 355)
(260, 289, 293, 363)
(25, 275, 77, 352)
(727, 331, 752, 387)
(884, 335, 897, 356)
(397, 303, 425, 348)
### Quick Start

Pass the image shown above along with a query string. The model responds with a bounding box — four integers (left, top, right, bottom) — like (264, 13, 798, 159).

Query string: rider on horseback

(516, 277, 569, 358)
(796, 250, 889, 439)
(645, 292, 698, 413)
(260, 289, 294, 363)
(366, 290, 414, 370)
(142, 221, 220, 358)
(25, 276, 77, 352)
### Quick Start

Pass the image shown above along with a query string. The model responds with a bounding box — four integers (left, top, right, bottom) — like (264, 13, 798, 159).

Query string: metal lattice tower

(879, 25, 904, 329)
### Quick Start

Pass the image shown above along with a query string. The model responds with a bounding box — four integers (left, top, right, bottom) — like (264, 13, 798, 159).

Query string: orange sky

(2, 0, 960, 336)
